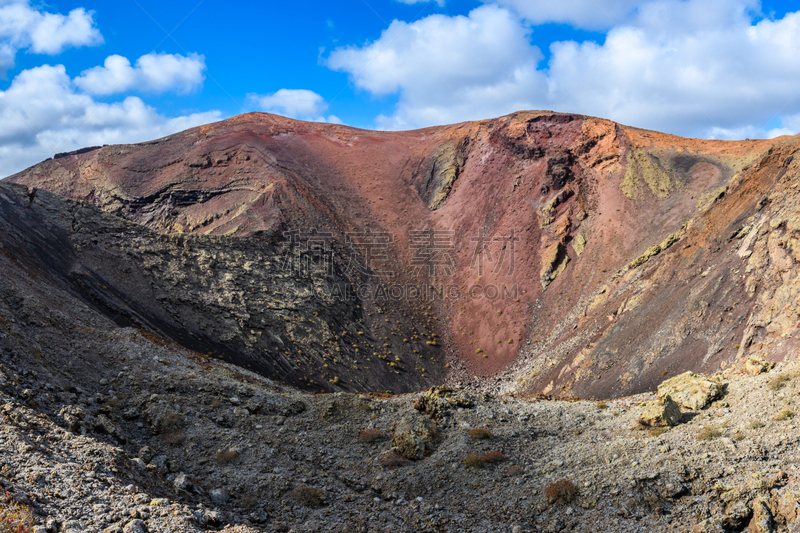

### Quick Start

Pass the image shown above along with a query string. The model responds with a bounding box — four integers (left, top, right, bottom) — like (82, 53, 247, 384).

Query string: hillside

(6, 111, 799, 399)
(2, 111, 800, 532)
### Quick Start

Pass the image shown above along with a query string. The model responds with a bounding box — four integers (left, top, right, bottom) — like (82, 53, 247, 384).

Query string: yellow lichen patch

(540, 242, 570, 288)
(622, 152, 641, 200)
(623, 150, 677, 200)
(696, 185, 728, 212)
(572, 232, 586, 256)
(629, 230, 683, 270)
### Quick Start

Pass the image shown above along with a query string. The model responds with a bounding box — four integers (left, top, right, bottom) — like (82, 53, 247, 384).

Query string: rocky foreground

(2, 296, 800, 533)
(3, 111, 800, 532)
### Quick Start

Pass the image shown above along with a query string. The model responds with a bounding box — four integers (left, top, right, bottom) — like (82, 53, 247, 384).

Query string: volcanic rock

(391, 412, 441, 460)
(638, 395, 682, 427)
(657, 372, 723, 410)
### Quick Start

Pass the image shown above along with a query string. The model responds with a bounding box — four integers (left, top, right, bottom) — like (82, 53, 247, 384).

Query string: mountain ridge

(5, 110, 799, 399)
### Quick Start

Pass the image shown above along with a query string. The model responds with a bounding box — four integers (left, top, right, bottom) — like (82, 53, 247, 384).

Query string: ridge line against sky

(0, 0, 799, 176)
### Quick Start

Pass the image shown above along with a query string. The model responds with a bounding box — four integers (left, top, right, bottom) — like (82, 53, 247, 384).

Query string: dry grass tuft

(697, 426, 721, 441)
(286, 485, 325, 508)
(156, 414, 186, 445)
(214, 448, 240, 465)
(468, 427, 493, 440)
(464, 451, 508, 468)
(358, 429, 385, 444)
(0, 489, 33, 533)
(504, 465, 525, 477)
(544, 479, 578, 504)
(377, 451, 413, 469)
(770, 374, 792, 391)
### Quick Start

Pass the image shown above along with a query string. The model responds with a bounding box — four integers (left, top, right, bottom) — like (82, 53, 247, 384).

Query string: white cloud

(247, 89, 342, 124)
(326, 0, 800, 138)
(328, 5, 545, 129)
(74, 53, 207, 95)
(545, 0, 800, 136)
(765, 113, 800, 139)
(396, 0, 446, 6)
(0, 64, 221, 178)
(491, 0, 645, 29)
(0, 0, 102, 76)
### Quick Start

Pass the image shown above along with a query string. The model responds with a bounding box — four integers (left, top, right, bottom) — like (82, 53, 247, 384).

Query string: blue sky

(2, 0, 800, 176)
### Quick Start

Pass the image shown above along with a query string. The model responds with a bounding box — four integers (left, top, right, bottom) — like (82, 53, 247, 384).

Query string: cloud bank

(0, 64, 220, 177)
(0, 1, 220, 178)
(75, 53, 207, 95)
(248, 89, 342, 124)
(334, 0, 800, 139)
(0, 0, 103, 76)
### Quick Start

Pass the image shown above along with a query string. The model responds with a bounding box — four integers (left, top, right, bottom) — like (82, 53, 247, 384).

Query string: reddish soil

(8, 111, 797, 397)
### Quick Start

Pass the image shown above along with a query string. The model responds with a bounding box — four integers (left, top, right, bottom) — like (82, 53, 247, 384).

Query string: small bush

(596, 401, 608, 409)
(464, 451, 508, 468)
(214, 448, 240, 465)
(544, 479, 577, 504)
(155, 414, 186, 444)
(378, 451, 413, 469)
(505, 465, 525, 477)
(238, 493, 259, 509)
(159, 414, 184, 431)
(750, 421, 765, 429)
(647, 427, 669, 437)
(358, 429, 385, 444)
(0, 490, 33, 533)
(464, 453, 486, 468)
(483, 451, 507, 464)
(287, 485, 325, 508)
(468, 428, 492, 440)
(697, 427, 722, 440)
(156, 414, 185, 434)
(775, 410, 794, 421)
(770, 374, 791, 391)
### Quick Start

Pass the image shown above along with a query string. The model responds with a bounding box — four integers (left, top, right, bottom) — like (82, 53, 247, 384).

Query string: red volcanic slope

(9, 111, 800, 398)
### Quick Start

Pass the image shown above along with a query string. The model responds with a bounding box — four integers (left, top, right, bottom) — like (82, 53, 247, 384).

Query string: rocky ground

(4, 112, 800, 533)
(3, 292, 800, 532)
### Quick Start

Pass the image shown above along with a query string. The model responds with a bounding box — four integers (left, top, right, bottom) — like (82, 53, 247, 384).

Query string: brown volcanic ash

(6, 110, 800, 398)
